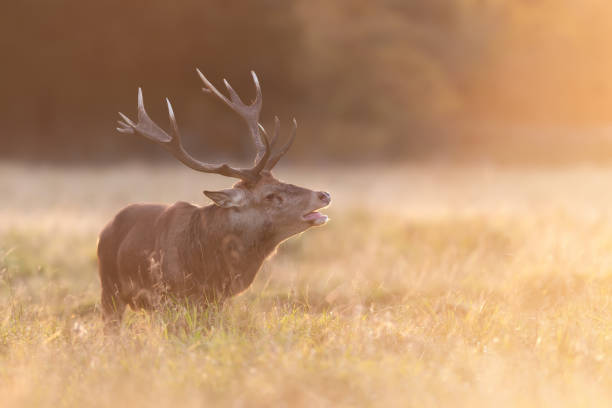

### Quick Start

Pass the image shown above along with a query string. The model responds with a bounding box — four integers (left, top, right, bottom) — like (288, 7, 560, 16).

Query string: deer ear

(203, 188, 246, 208)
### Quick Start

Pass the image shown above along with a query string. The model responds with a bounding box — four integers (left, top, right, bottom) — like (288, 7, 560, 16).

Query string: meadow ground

(2, 162, 612, 407)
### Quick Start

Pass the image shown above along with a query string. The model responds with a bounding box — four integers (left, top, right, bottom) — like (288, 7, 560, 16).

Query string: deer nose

(317, 191, 331, 204)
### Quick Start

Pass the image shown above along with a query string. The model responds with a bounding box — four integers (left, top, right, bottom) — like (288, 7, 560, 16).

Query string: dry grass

(2, 162, 612, 407)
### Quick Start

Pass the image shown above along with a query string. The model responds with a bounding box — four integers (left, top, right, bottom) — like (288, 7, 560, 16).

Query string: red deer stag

(98, 69, 330, 325)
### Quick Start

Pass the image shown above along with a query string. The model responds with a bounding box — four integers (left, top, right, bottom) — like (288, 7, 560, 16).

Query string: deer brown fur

(98, 70, 330, 325)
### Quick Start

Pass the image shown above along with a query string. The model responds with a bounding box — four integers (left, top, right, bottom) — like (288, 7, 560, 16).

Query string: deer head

(116, 69, 330, 241)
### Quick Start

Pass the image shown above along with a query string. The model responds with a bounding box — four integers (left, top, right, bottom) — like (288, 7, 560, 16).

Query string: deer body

(98, 201, 270, 316)
(99, 70, 330, 325)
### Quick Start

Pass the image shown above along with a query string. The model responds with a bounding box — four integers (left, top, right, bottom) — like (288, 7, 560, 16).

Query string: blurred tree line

(2, 0, 612, 163)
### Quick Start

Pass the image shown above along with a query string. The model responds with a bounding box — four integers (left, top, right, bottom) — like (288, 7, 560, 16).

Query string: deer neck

(209, 205, 279, 258)
(185, 205, 279, 295)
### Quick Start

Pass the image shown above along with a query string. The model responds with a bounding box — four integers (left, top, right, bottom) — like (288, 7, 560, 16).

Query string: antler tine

(116, 87, 268, 183)
(269, 116, 281, 147)
(165, 98, 181, 143)
(196, 69, 267, 162)
(196, 69, 231, 106)
(248, 70, 263, 109)
(223, 79, 245, 106)
(265, 118, 298, 171)
(250, 123, 272, 176)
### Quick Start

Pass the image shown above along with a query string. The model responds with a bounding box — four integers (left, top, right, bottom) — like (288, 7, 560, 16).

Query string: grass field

(2, 162, 612, 407)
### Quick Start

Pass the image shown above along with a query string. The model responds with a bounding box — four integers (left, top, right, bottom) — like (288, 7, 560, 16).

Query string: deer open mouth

(302, 211, 329, 225)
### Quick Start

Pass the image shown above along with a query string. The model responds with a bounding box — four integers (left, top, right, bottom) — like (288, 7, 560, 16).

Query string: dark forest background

(3, 0, 612, 164)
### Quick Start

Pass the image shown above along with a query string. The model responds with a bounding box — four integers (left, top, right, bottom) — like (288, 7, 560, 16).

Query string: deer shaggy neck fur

(176, 203, 277, 299)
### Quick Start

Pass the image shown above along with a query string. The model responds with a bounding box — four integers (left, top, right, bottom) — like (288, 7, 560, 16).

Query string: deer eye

(265, 193, 283, 204)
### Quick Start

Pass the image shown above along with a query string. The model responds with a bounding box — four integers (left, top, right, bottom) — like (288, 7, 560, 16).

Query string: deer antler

(196, 70, 297, 171)
(117, 70, 296, 180)
(117, 72, 270, 183)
